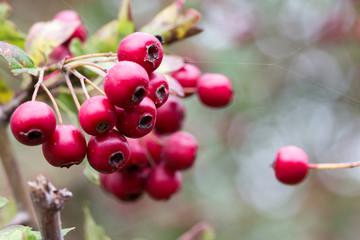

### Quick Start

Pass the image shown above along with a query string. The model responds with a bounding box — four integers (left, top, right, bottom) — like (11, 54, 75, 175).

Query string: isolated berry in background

(273, 146, 309, 185)
(171, 63, 201, 97)
(117, 32, 164, 73)
(121, 138, 149, 173)
(162, 132, 198, 171)
(104, 61, 149, 109)
(146, 164, 182, 200)
(53, 10, 87, 44)
(42, 124, 87, 167)
(142, 133, 163, 164)
(116, 97, 157, 138)
(49, 45, 73, 63)
(155, 95, 186, 134)
(11, 101, 56, 146)
(78, 96, 117, 136)
(197, 73, 233, 108)
(99, 174, 111, 193)
(87, 129, 130, 174)
(148, 72, 169, 108)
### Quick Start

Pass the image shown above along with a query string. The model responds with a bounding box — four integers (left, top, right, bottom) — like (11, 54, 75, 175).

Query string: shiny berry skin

(10, 101, 56, 146)
(104, 61, 149, 109)
(155, 95, 185, 134)
(107, 171, 146, 202)
(116, 97, 157, 138)
(148, 72, 169, 108)
(162, 132, 198, 171)
(87, 129, 130, 174)
(171, 63, 201, 97)
(117, 32, 163, 74)
(42, 124, 87, 167)
(54, 10, 87, 44)
(142, 133, 163, 164)
(121, 138, 149, 173)
(78, 96, 117, 136)
(146, 164, 182, 200)
(273, 146, 309, 185)
(197, 73, 233, 108)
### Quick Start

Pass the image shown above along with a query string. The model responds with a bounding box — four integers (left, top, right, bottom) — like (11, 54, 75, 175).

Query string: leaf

(0, 41, 39, 76)
(32, 227, 75, 239)
(140, 0, 202, 44)
(177, 222, 216, 240)
(83, 161, 100, 185)
(0, 225, 36, 240)
(0, 197, 8, 209)
(157, 55, 184, 74)
(56, 93, 80, 127)
(165, 74, 184, 97)
(0, 3, 26, 49)
(69, 38, 86, 57)
(25, 20, 79, 66)
(84, 205, 111, 240)
(0, 76, 13, 104)
(117, 0, 135, 37)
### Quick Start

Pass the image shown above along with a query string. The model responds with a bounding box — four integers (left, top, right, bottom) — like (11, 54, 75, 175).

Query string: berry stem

(71, 69, 105, 96)
(80, 77, 90, 100)
(308, 162, 360, 169)
(64, 73, 81, 111)
(41, 84, 63, 125)
(31, 68, 45, 101)
(64, 52, 117, 64)
(182, 87, 196, 94)
(65, 61, 107, 77)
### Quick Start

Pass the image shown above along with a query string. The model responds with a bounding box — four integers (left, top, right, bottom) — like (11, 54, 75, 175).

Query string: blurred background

(3, 0, 360, 239)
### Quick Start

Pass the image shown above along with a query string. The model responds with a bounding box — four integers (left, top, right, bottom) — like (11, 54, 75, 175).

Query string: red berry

(49, 45, 73, 63)
(99, 174, 111, 192)
(273, 146, 309, 185)
(142, 133, 163, 164)
(54, 10, 87, 44)
(87, 129, 130, 174)
(197, 73, 233, 108)
(148, 72, 169, 108)
(116, 97, 157, 138)
(117, 32, 164, 73)
(78, 96, 117, 136)
(107, 171, 146, 202)
(146, 164, 182, 200)
(10, 101, 56, 146)
(122, 138, 149, 173)
(155, 95, 186, 134)
(162, 132, 198, 171)
(104, 61, 149, 109)
(171, 63, 201, 97)
(42, 124, 87, 167)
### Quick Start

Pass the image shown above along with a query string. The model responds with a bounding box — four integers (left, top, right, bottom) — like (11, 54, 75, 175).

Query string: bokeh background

(3, 0, 360, 239)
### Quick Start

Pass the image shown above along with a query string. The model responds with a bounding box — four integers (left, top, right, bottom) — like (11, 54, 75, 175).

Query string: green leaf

(83, 161, 100, 185)
(0, 197, 8, 209)
(141, 0, 202, 44)
(0, 75, 13, 104)
(0, 225, 36, 240)
(0, 41, 39, 76)
(32, 227, 75, 239)
(25, 20, 79, 66)
(84, 205, 111, 240)
(56, 93, 80, 127)
(69, 38, 86, 57)
(157, 55, 184, 74)
(117, 0, 135, 37)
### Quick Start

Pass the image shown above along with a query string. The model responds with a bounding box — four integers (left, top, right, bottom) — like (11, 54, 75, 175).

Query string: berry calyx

(116, 97, 157, 138)
(273, 146, 309, 185)
(117, 32, 164, 73)
(104, 61, 149, 109)
(155, 95, 186, 134)
(171, 63, 201, 97)
(87, 129, 130, 174)
(10, 101, 57, 146)
(78, 96, 117, 136)
(197, 73, 233, 108)
(42, 124, 87, 167)
(148, 72, 169, 108)
(162, 132, 198, 171)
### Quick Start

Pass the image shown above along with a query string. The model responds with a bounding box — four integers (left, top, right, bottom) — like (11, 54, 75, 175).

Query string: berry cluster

(10, 21, 233, 202)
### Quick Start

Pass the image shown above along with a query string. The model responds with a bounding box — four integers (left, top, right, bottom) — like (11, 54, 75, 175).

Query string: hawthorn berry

(10, 101, 56, 146)
(171, 63, 201, 97)
(87, 129, 130, 174)
(117, 32, 164, 73)
(142, 133, 163, 164)
(155, 95, 186, 134)
(273, 146, 309, 185)
(162, 132, 198, 171)
(116, 97, 157, 138)
(78, 96, 117, 136)
(104, 61, 149, 109)
(54, 10, 87, 44)
(121, 138, 149, 173)
(42, 124, 87, 167)
(197, 73, 233, 108)
(148, 72, 169, 108)
(49, 45, 73, 63)
(146, 164, 182, 200)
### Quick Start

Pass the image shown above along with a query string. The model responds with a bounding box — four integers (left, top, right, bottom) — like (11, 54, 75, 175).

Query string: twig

(28, 175, 72, 240)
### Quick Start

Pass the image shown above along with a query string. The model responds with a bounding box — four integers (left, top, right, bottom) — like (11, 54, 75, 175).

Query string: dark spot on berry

(138, 114, 153, 130)
(96, 121, 110, 133)
(146, 42, 159, 63)
(132, 86, 146, 103)
(156, 85, 168, 102)
(109, 152, 124, 168)
(27, 130, 43, 142)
